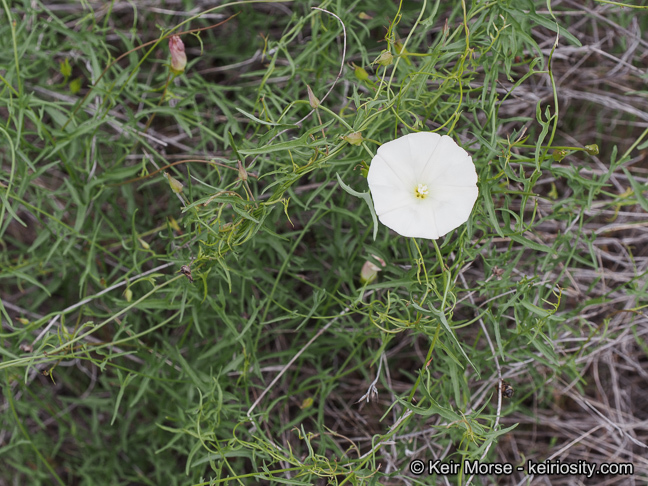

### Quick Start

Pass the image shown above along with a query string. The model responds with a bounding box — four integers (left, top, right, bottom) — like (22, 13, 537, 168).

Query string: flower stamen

(414, 183, 429, 199)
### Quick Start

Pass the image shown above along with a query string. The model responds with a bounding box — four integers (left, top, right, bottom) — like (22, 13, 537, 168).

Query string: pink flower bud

(360, 256, 386, 284)
(169, 36, 187, 75)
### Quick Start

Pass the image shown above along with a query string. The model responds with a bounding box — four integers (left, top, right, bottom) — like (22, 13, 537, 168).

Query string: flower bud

(299, 397, 314, 409)
(169, 35, 187, 75)
(168, 217, 181, 232)
(548, 182, 558, 200)
(59, 58, 72, 78)
(343, 132, 363, 146)
(164, 172, 184, 194)
(138, 237, 150, 250)
(360, 256, 386, 284)
(353, 64, 369, 81)
(237, 160, 248, 182)
(584, 144, 599, 155)
(306, 85, 320, 109)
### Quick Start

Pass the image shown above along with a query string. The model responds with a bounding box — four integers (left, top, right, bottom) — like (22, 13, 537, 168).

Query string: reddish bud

(169, 36, 187, 75)
(360, 256, 386, 284)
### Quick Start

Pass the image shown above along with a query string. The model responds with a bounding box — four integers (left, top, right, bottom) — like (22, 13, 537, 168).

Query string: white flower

(367, 132, 478, 239)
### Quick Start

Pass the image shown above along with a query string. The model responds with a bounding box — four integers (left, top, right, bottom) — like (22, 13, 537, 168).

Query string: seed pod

(375, 51, 393, 66)
(343, 132, 363, 146)
(584, 144, 599, 155)
(552, 149, 568, 162)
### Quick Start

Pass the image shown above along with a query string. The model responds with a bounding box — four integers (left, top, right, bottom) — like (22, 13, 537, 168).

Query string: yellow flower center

(414, 183, 429, 200)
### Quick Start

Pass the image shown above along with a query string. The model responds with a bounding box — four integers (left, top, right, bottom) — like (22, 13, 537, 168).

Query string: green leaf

(238, 121, 333, 155)
(234, 107, 296, 127)
(623, 168, 648, 212)
(336, 173, 378, 240)
(110, 371, 136, 425)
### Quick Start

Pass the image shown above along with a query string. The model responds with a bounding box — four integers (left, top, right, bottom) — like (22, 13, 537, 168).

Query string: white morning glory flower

(367, 132, 478, 239)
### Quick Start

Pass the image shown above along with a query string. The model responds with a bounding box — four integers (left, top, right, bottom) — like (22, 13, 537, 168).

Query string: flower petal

(366, 153, 411, 192)
(427, 154, 478, 189)
(428, 185, 479, 236)
(419, 135, 471, 182)
(369, 183, 415, 216)
(404, 132, 442, 179)
(372, 138, 417, 187)
(378, 198, 441, 239)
